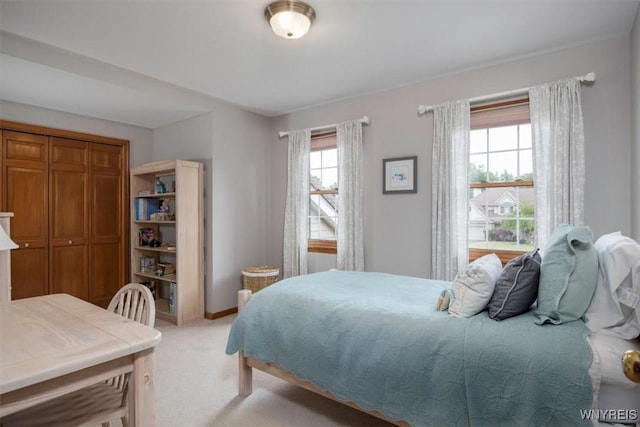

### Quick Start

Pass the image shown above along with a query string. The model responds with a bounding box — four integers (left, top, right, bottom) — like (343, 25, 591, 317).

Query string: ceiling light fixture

(264, 1, 316, 39)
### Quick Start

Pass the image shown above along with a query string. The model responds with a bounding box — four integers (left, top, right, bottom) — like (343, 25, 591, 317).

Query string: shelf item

(130, 160, 204, 326)
(135, 272, 176, 283)
(134, 220, 177, 225)
(140, 257, 156, 274)
(134, 246, 177, 253)
(134, 198, 160, 221)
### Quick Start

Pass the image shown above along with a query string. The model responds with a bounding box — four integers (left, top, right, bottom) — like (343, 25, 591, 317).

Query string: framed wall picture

(383, 156, 417, 194)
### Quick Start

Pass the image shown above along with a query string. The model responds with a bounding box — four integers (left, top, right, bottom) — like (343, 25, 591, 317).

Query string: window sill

(308, 240, 337, 254)
(468, 248, 527, 265)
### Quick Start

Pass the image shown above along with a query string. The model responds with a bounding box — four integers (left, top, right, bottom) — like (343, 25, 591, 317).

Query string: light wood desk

(0, 293, 162, 425)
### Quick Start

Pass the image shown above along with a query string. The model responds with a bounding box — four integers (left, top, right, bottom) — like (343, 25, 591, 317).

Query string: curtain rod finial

(361, 116, 369, 125)
(418, 105, 427, 115)
(581, 72, 596, 82)
(279, 131, 287, 138)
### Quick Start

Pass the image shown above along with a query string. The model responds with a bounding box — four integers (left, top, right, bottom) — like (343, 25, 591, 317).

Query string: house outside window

(468, 99, 534, 264)
(309, 131, 338, 254)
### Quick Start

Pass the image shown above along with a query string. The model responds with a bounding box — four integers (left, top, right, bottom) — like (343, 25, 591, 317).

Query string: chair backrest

(108, 283, 156, 327)
(105, 283, 155, 395)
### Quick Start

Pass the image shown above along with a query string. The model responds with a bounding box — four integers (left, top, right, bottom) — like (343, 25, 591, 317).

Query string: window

(468, 99, 534, 264)
(308, 131, 338, 254)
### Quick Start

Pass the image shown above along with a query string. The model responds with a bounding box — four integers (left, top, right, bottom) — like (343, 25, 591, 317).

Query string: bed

(226, 270, 639, 426)
(226, 227, 640, 426)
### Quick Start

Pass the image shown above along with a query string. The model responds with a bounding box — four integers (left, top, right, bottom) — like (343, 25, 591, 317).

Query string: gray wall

(0, 100, 154, 166)
(631, 7, 640, 241)
(3, 27, 636, 309)
(153, 106, 271, 314)
(270, 36, 633, 279)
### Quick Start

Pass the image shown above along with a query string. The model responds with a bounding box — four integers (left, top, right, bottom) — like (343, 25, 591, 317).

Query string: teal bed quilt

(226, 271, 593, 426)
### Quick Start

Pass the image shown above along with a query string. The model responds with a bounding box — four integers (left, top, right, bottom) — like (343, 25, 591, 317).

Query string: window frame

(468, 98, 534, 264)
(308, 131, 338, 254)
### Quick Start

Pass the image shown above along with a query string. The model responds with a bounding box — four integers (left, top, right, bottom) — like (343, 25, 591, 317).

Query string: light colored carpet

(154, 315, 394, 427)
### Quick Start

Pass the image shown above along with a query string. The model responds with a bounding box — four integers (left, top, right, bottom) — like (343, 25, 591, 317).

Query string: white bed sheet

(589, 332, 640, 425)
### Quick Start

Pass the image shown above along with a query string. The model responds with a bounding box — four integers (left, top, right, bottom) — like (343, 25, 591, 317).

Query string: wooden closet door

(49, 137, 89, 300)
(1, 131, 49, 299)
(89, 143, 125, 307)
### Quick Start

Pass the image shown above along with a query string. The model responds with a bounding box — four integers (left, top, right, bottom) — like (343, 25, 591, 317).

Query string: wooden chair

(1, 283, 156, 427)
(108, 282, 156, 329)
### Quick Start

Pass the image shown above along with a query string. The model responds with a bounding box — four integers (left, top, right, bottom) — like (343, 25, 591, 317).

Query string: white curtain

(336, 120, 364, 271)
(530, 77, 585, 252)
(431, 100, 470, 281)
(283, 129, 311, 278)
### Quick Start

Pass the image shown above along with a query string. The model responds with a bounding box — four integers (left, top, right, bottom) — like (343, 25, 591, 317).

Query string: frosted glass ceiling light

(265, 1, 316, 39)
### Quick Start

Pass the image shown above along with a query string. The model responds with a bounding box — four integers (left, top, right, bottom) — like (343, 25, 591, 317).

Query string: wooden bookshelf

(130, 160, 204, 326)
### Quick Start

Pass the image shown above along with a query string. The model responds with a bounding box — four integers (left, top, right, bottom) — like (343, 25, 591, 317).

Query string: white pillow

(583, 232, 640, 339)
(448, 253, 502, 318)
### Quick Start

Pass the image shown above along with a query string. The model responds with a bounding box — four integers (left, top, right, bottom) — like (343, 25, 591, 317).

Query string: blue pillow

(534, 224, 599, 325)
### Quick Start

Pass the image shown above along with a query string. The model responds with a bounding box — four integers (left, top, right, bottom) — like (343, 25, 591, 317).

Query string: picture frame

(383, 156, 417, 194)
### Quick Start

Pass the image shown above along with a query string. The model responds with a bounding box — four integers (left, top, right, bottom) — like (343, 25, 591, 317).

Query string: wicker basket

(241, 265, 279, 293)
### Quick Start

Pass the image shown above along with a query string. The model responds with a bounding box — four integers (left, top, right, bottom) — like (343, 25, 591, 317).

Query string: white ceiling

(0, 0, 638, 129)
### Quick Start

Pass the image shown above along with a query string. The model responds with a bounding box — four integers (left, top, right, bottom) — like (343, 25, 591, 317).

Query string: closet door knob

(68, 240, 73, 245)
(25, 243, 30, 248)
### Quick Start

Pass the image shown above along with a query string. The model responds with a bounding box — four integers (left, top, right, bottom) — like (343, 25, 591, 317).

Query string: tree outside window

(468, 100, 534, 263)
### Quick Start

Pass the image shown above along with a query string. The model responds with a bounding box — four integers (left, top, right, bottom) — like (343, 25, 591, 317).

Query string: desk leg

(130, 347, 157, 427)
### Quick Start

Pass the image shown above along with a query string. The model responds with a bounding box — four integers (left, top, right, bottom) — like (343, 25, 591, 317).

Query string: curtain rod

(279, 116, 369, 138)
(417, 72, 596, 116)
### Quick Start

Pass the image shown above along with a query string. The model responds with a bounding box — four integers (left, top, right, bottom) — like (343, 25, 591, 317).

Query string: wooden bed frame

(236, 289, 409, 426)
